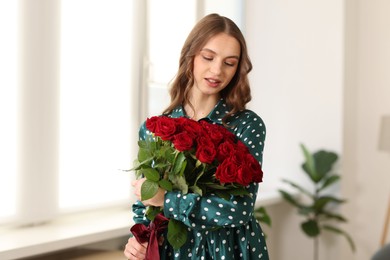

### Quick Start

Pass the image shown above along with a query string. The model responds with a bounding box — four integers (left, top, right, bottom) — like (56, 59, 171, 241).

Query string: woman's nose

(209, 61, 222, 75)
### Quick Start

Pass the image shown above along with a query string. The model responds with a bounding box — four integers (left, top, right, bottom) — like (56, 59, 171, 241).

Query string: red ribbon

(130, 213, 169, 260)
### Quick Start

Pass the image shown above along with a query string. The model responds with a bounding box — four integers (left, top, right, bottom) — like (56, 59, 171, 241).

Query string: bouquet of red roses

(130, 116, 263, 251)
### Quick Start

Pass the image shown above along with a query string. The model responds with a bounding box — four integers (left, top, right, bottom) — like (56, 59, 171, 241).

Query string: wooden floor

(22, 249, 124, 260)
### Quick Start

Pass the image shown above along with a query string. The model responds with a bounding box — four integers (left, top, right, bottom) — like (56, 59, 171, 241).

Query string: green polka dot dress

(133, 99, 269, 259)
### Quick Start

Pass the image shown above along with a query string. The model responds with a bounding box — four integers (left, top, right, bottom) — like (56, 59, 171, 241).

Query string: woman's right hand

(123, 236, 148, 260)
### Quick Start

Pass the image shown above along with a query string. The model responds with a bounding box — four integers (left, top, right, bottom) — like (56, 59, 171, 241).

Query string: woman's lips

(205, 78, 221, 88)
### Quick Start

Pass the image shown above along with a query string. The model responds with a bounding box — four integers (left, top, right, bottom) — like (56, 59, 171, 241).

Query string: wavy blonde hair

(163, 13, 253, 123)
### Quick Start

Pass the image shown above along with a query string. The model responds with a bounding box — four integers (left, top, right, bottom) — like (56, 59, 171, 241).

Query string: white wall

(245, 0, 390, 259)
(342, 0, 390, 259)
(245, 0, 344, 259)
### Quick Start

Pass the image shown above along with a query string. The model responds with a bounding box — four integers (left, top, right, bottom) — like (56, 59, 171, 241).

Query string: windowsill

(0, 187, 285, 259)
(0, 207, 132, 259)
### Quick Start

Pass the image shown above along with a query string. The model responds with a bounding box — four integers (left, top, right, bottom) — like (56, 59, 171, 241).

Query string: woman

(124, 13, 269, 259)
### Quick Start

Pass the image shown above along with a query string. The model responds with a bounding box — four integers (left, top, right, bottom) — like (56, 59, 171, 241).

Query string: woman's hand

(132, 178, 165, 207)
(123, 236, 148, 260)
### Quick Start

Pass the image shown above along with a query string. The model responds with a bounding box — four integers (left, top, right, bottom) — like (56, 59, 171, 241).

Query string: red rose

(216, 140, 235, 162)
(173, 132, 194, 152)
(215, 160, 238, 183)
(154, 117, 177, 141)
(246, 154, 263, 183)
(196, 137, 216, 164)
(182, 123, 202, 139)
(236, 140, 250, 154)
(227, 151, 246, 165)
(145, 116, 160, 133)
(200, 121, 224, 145)
(237, 165, 252, 186)
(219, 127, 236, 143)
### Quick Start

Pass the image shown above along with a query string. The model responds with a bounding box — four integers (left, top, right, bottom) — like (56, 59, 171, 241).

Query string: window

(0, 0, 141, 226)
(59, 0, 135, 211)
(0, 0, 244, 227)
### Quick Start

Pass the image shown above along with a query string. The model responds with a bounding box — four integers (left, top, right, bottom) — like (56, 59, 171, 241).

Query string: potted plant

(279, 144, 355, 260)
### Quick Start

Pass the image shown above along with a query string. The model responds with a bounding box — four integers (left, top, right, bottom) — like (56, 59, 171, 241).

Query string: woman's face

(192, 33, 240, 99)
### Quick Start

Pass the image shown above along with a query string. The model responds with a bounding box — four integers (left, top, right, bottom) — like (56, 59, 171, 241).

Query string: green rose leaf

(170, 174, 188, 194)
(141, 180, 159, 201)
(159, 179, 173, 191)
(137, 146, 151, 163)
(142, 168, 160, 182)
(167, 219, 187, 249)
(189, 185, 203, 196)
(146, 206, 161, 221)
(137, 140, 148, 149)
(228, 187, 249, 196)
(214, 190, 230, 200)
(173, 152, 186, 175)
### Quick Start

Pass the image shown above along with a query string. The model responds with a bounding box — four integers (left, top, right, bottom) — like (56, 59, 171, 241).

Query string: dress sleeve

(236, 111, 266, 164)
(163, 184, 259, 230)
(163, 111, 266, 230)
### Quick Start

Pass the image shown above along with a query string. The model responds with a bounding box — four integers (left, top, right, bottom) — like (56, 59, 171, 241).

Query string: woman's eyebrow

(200, 48, 239, 60)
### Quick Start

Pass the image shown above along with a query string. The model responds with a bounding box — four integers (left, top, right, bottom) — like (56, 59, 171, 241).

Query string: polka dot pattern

(133, 98, 269, 259)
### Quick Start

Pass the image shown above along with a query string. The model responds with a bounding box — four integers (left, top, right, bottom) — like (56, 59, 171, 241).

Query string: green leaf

(193, 164, 206, 186)
(137, 140, 148, 149)
(164, 147, 176, 163)
(189, 185, 203, 196)
(204, 183, 229, 190)
(215, 190, 231, 200)
(170, 175, 188, 194)
(323, 224, 356, 252)
(228, 187, 249, 196)
(158, 179, 173, 191)
(313, 196, 345, 211)
(300, 144, 318, 182)
(173, 152, 186, 175)
(319, 175, 340, 191)
(141, 180, 159, 201)
(313, 150, 338, 179)
(142, 168, 160, 182)
(254, 206, 272, 227)
(195, 159, 202, 168)
(282, 179, 314, 199)
(153, 162, 170, 169)
(278, 190, 303, 208)
(137, 147, 151, 163)
(179, 160, 188, 176)
(321, 211, 347, 222)
(167, 219, 188, 249)
(301, 219, 320, 237)
(146, 206, 162, 221)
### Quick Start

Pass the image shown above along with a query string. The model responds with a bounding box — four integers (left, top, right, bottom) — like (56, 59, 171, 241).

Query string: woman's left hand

(132, 178, 165, 207)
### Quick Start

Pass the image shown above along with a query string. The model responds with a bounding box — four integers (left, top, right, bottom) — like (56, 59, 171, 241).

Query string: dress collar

(170, 98, 230, 125)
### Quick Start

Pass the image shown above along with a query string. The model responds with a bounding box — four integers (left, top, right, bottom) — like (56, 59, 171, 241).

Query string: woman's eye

(225, 62, 236, 67)
(203, 56, 213, 61)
